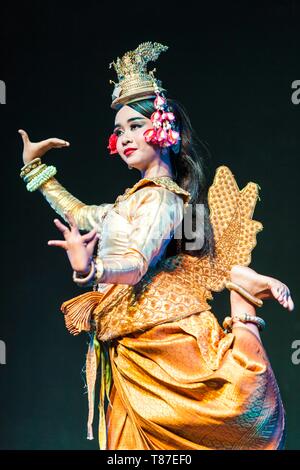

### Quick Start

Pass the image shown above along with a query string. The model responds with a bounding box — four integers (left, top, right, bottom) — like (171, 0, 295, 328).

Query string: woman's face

(114, 105, 161, 171)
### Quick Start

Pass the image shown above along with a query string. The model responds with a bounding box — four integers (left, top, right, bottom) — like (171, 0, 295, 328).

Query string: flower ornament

(143, 92, 181, 153)
(107, 133, 118, 155)
(144, 128, 158, 144)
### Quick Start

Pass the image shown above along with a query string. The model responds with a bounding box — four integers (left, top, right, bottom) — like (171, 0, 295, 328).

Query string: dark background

(0, 0, 299, 450)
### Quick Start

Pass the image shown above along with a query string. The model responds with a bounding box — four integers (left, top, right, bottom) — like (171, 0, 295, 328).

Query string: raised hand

(47, 212, 99, 274)
(18, 129, 70, 165)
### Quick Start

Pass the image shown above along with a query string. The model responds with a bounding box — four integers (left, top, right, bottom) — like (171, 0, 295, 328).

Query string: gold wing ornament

(61, 166, 263, 342)
(194, 165, 263, 291)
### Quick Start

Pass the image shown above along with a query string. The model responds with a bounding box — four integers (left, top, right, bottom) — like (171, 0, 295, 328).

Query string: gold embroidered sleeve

(97, 186, 184, 286)
(38, 177, 112, 231)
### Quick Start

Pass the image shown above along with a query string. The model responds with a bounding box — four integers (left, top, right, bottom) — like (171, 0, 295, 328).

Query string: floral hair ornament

(143, 72, 181, 154)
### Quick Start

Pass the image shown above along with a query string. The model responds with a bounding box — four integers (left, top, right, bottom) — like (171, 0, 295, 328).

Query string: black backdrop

(1, 0, 299, 450)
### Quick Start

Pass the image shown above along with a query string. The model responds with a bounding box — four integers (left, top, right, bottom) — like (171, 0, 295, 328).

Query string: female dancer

(18, 42, 294, 450)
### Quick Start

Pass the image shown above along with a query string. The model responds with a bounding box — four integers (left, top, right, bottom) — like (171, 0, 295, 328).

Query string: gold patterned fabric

(106, 316, 285, 450)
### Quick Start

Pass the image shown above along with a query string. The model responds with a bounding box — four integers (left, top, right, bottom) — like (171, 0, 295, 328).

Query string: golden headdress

(109, 41, 168, 109)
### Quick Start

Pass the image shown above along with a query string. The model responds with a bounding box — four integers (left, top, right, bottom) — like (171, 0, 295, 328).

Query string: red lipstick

(124, 148, 137, 157)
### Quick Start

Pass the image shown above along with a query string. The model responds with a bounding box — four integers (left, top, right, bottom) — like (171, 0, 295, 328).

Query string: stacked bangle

(20, 158, 42, 178)
(223, 313, 266, 333)
(20, 158, 57, 191)
(23, 164, 48, 183)
(26, 165, 57, 192)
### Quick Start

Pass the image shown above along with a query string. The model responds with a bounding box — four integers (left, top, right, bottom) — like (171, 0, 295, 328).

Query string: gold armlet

(225, 280, 263, 307)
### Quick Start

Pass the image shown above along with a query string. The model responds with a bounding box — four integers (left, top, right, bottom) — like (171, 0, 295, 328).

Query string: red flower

(107, 133, 118, 155)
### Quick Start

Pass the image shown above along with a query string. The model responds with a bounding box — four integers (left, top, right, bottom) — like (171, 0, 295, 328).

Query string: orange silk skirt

(105, 310, 285, 450)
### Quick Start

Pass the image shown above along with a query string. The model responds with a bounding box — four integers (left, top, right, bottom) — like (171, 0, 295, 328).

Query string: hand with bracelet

(19, 129, 100, 282)
(47, 211, 99, 280)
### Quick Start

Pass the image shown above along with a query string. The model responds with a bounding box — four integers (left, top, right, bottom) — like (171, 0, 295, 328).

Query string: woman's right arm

(38, 177, 112, 231)
(19, 129, 112, 231)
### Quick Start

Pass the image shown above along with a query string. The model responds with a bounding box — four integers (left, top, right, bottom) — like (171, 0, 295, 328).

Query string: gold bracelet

(225, 281, 263, 307)
(223, 313, 266, 333)
(23, 164, 48, 183)
(20, 158, 42, 178)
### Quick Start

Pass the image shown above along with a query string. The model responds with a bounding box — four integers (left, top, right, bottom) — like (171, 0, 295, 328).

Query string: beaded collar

(115, 176, 191, 208)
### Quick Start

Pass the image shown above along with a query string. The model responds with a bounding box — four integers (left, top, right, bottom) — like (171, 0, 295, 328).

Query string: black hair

(127, 98, 216, 260)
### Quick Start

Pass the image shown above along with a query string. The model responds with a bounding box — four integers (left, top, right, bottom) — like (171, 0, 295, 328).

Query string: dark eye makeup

(113, 121, 145, 136)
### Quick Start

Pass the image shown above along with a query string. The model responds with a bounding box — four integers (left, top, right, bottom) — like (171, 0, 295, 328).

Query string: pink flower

(167, 129, 180, 145)
(161, 112, 175, 122)
(143, 128, 158, 144)
(107, 133, 118, 155)
(156, 128, 168, 143)
(150, 111, 162, 123)
(154, 95, 166, 108)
